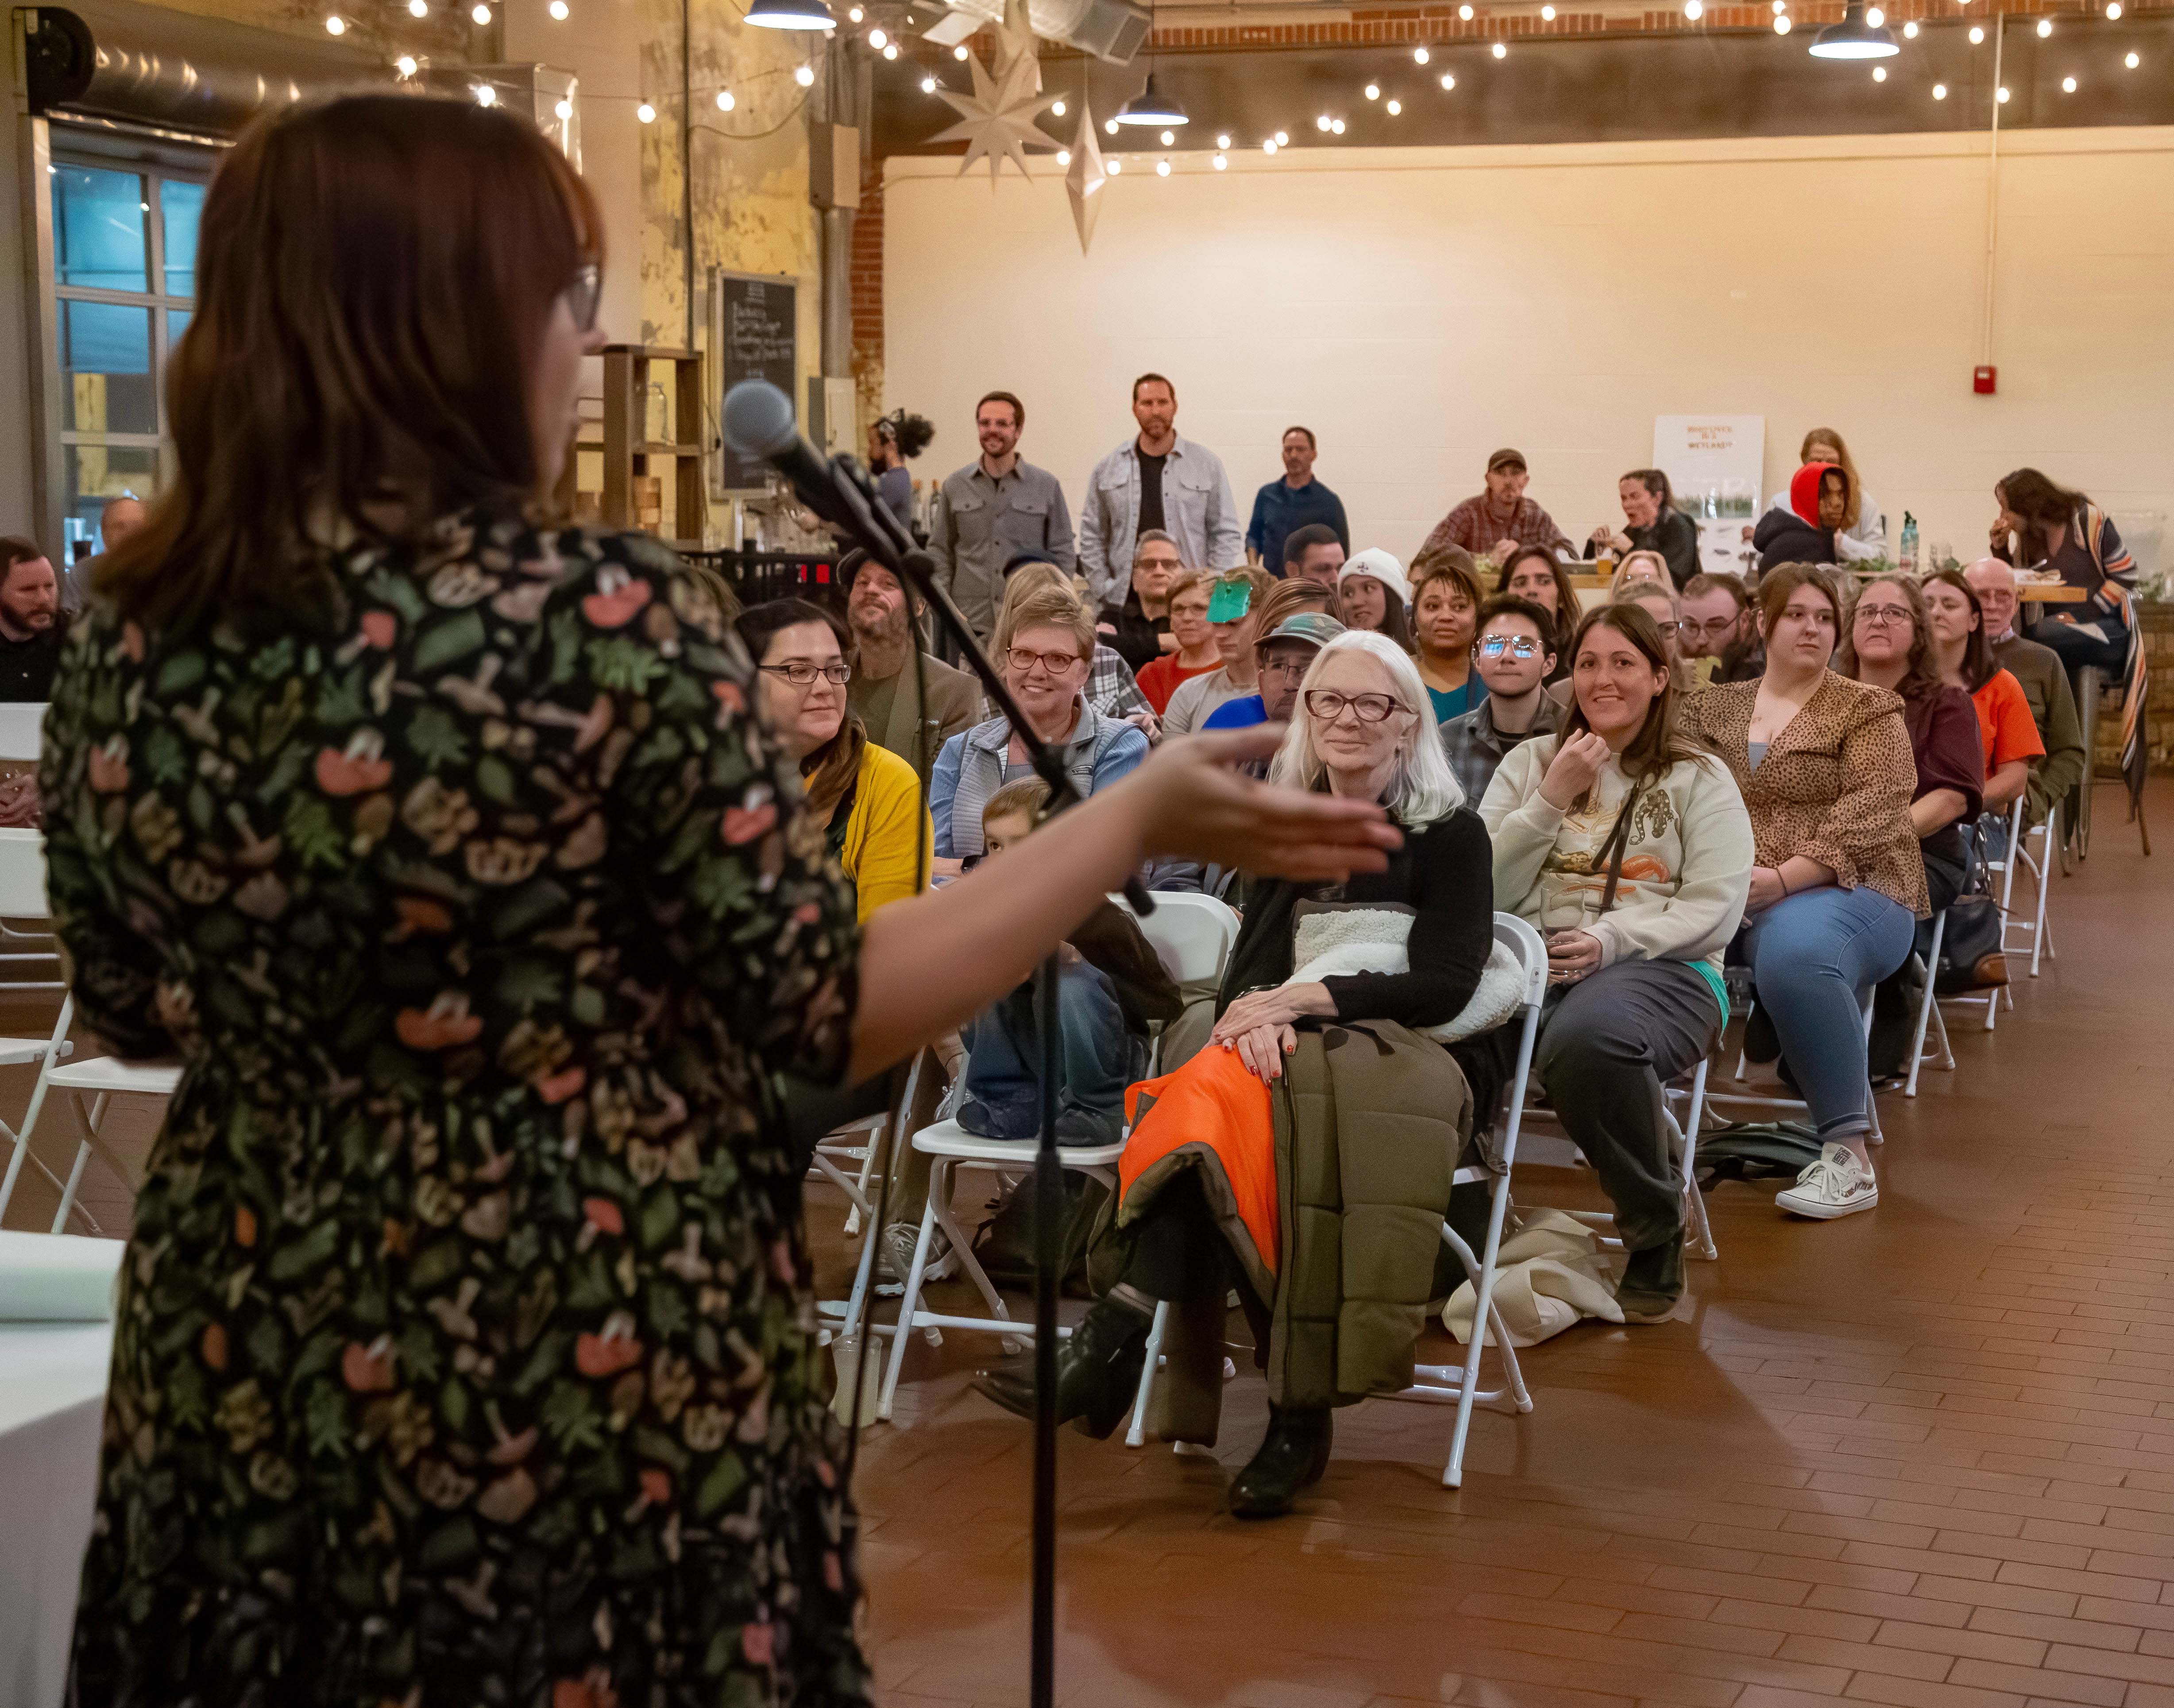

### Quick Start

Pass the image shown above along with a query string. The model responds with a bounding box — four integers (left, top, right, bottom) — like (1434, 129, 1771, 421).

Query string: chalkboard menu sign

(710, 269, 799, 495)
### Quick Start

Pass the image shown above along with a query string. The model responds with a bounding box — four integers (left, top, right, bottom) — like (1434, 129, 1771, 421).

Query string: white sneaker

(1775, 1142, 1879, 1220)
(879, 1222, 957, 1285)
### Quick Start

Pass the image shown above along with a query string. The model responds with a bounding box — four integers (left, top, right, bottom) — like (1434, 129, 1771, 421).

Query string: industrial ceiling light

(745, 0, 835, 30)
(1808, 0, 1899, 58)
(1115, 70, 1187, 126)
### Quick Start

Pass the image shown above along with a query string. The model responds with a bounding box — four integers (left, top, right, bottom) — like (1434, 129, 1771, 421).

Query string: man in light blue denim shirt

(1077, 373, 1243, 611)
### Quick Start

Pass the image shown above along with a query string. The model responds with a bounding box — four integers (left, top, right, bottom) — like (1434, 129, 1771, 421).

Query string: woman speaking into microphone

(44, 96, 1394, 1707)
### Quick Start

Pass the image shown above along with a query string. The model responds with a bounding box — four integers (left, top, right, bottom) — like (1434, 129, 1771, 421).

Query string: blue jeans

(961, 960, 1137, 1144)
(1739, 886, 1915, 1142)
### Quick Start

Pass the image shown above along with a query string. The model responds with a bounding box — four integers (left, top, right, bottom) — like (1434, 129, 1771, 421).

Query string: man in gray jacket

(927, 390, 1076, 641)
(1077, 372, 1243, 611)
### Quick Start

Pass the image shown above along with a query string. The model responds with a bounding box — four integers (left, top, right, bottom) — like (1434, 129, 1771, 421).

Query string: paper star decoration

(927, 48, 1062, 184)
(1065, 100, 1107, 255)
(994, 0, 1040, 90)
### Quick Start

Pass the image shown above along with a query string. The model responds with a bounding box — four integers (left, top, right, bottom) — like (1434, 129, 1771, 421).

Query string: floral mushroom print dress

(43, 509, 873, 1708)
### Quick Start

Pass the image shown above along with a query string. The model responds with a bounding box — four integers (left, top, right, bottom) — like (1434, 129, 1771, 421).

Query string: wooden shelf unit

(575, 344, 707, 552)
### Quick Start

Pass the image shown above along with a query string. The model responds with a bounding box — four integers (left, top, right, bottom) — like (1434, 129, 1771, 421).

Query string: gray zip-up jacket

(1077, 433, 1243, 611)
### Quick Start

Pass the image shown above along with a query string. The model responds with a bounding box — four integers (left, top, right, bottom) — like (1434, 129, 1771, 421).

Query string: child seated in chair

(955, 779, 1182, 1146)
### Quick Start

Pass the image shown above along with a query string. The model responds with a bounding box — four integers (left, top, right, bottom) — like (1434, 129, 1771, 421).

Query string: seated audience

(1762, 428, 1884, 563)
(1135, 568, 1223, 715)
(1589, 469, 1699, 590)
(62, 495, 147, 618)
(1162, 566, 1282, 736)
(1282, 521, 1346, 590)
(1923, 569, 2040, 818)
(1679, 572, 1763, 686)
(1614, 581, 1685, 683)
(1834, 575, 1984, 915)
(1421, 447, 1574, 562)
(1336, 548, 1415, 652)
(1097, 529, 1182, 673)
(1751, 463, 1843, 574)
(931, 582, 1150, 874)
(1965, 557, 2086, 827)
(840, 548, 981, 776)
(1494, 543, 1579, 673)
(1003, 555, 1157, 730)
(0, 538, 66, 702)
(1681, 563, 1926, 1222)
(1482, 603, 1754, 1319)
(1202, 604, 1345, 736)
(1992, 467, 2137, 678)
(1615, 551, 1670, 590)
(1409, 548, 1488, 721)
(954, 779, 1182, 1145)
(978, 632, 1492, 1517)
(1442, 594, 1564, 802)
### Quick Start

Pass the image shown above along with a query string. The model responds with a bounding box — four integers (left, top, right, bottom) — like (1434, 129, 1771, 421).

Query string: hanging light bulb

(2036, 16, 2052, 34)
(1414, 45, 1430, 62)
(471, 2, 491, 23)
(847, 3, 861, 14)
(1106, 117, 1119, 133)
(1274, 130, 1288, 143)
(475, 83, 497, 104)
(1774, 14, 1792, 31)
(1903, 20, 1918, 37)
(718, 87, 736, 108)
(1155, 158, 1170, 175)
(556, 97, 573, 117)
(548, 0, 569, 17)
(954, 42, 969, 58)
(1330, 117, 1345, 132)
(1364, 82, 1380, 99)
(1439, 71, 1456, 88)
(1387, 98, 1402, 113)
(1316, 113, 1332, 130)
(2125, 49, 2140, 66)
(1212, 152, 1227, 169)
(324, 13, 345, 33)
(1108, 158, 1122, 173)
(1865, 6, 1883, 25)
(1684, 0, 1703, 19)
(1932, 81, 1947, 96)
(1216, 132, 1231, 147)
(408, 0, 427, 13)
(2105, 1, 2122, 16)
(881, 41, 896, 56)
(396, 53, 419, 74)
(1458, 3, 1473, 17)
(1057, 147, 1072, 164)
(2062, 74, 2077, 90)
(1969, 24, 1984, 42)
(1541, 4, 1555, 16)
(797, 61, 818, 81)
(1872, 63, 1886, 78)
(1159, 127, 1174, 144)
(1772, 1, 1786, 12)
(636, 100, 656, 122)
(1053, 99, 1066, 115)
(1263, 137, 1278, 153)
(867, 26, 885, 46)
(1491, 40, 1507, 57)
(1996, 83, 2010, 99)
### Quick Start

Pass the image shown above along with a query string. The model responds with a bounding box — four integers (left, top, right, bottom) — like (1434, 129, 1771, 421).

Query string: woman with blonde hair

(977, 630, 1494, 1518)
(1765, 427, 1884, 562)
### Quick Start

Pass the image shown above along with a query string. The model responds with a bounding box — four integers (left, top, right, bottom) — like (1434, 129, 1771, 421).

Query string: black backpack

(1694, 1120, 1826, 1190)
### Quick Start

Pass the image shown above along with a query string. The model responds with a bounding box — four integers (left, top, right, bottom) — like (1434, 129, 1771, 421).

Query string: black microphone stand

(776, 441, 1148, 1708)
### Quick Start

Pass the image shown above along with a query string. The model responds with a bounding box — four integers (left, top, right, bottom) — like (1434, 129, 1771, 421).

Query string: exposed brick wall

(850, 158, 885, 430)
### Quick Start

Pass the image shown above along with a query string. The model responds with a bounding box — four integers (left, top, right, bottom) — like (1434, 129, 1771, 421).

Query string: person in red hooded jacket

(1753, 462, 1847, 574)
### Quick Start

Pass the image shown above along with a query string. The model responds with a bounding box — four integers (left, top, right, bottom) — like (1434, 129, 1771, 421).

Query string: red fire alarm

(1973, 365, 1998, 394)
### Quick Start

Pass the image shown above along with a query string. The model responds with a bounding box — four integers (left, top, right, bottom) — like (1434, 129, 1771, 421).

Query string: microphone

(721, 379, 877, 541)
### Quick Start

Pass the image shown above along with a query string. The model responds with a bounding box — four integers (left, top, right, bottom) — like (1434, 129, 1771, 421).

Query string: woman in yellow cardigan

(738, 598, 930, 922)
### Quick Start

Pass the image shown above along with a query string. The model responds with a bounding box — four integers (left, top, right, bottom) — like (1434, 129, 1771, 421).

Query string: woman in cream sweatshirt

(1480, 603, 1754, 1323)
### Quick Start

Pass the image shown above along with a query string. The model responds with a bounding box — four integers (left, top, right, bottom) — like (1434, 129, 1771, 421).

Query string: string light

(1969, 24, 1984, 42)
(1106, 118, 1119, 133)
(1772, 1, 1785, 12)
(1156, 158, 1170, 175)
(1865, 6, 1882, 24)
(408, 0, 427, 12)
(1263, 137, 1278, 152)
(1053, 99, 1066, 115)
(324, 13, 345, 32)
(1364, 82, 1380, 99)
(1414, 45, 1430, 62)
(396, 53, 418, 74)
(1774, 14, 1792, 31)
(954, 43, 968, 58)
(1996, 84, 2010, 100)
(1330, 117, 1345, 132)
(1212, 152, 1227, 169)
(1541, 4, 1555, 16)
(475, 83, 497, 104)
(2062, 74, 2077, 89)
(797, 62, 817, 81)
(1872, 64, 1886, 79)
(1316, 113, 1332, 130)
(1057, 147, 1071, 164)
(1216, 132, 1231, 147)
(1932, 81, 1947, 96)
(556, 97, 573, 117)
(881, 42, 897, 57)
(867, 26, 884, 45)
(718, 87, 736, 107)
(1458, 3, 1472, 17)
(2105, 2, 2122, 16)
(636, 100, 656, 122)
(1274, 129, 1288, 143)
(1684, 0, 1703, 20)
(2036, 17, 2052, 35)
(846, 3, 861, 15)
(1491, 40, 1507, 57)
(548, 0, 569, 17)
(2126, 49, 2141, 66)
(919, 75, 935, 92)
(1439, 71, 1456, 88)
(1108, 158, 1122, 173)
(1903, 21, 1918, 37)
(1159, 128, 1175, 144)
(1386, 98, 1402, 113)
(471, 2, 490, 23)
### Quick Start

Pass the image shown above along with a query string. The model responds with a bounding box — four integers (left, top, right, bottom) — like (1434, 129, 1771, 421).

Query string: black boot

(1228, 1404, 1333, 1519)
(1617, 1239, 1684, 1323)
(972, 1294, 1152, 1441)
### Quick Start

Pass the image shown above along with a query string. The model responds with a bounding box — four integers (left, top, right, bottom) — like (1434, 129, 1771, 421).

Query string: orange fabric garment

(1971, 668, 2046, 777)
(1133, 654, 1220, 716)
(1120, 1045, 1281, 1274)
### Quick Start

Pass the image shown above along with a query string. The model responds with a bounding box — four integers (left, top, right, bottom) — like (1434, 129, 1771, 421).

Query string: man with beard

(927, 390, 1076, 642)
(842, 547, 980, 779)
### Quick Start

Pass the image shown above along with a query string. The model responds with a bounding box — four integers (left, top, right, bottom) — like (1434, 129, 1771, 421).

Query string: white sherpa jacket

(1478, 744, 1754, 981)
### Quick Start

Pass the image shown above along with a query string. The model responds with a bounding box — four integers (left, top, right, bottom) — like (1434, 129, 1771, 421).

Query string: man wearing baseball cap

(1201, 608, 1348, 736)
(840, 547, 982, 779)
(1419, 447, 1573, 564)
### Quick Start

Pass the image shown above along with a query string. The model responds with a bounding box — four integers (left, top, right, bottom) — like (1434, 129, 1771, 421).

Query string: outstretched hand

(1127, 726, 1402, 882)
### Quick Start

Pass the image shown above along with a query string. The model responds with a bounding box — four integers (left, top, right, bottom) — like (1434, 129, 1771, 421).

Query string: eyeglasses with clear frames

(1676, 616, 1741, 641)
(1853, 604, 1913, 628)
(1007, 647, 1085, 677)
(1303, 689, 1403, 724)
(758, 662, 851, 690)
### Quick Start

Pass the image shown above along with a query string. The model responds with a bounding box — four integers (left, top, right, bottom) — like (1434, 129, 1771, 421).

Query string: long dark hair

(735, 598, 864, 821)
(1555, 603, 1707, 801)
(1921, 568, 1996, 692)
(1494, 544, 1578, 654)
(1344, 570, 1416, 653)
(1623, 467, 1677, 515)
(97, 95, 603, 636)
(1834, 573, 1945, 703)
(1996, 467, 2088, 566)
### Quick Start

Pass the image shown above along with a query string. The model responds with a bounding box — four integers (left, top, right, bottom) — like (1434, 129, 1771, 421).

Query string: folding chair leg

(51, 1139, 93, 1234)
(1442, 1172, 1529, 1490)
(1674, 1059, 1716, 1262)
(1124, 1300, 1170, 1449)
(0, 1126, 28, 1226)
(2031, 807, 2056, 976)
(877, 1183, 945, 1422)
(1904, 914, 1947, 1099)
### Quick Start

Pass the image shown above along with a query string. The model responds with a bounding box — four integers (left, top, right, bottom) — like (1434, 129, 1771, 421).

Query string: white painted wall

(883, 127, 2174, 577)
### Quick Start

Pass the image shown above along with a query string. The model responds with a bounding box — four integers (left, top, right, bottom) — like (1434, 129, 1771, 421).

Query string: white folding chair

(0, 795, 65, 997)
(1994, 799, 2058, 978)
(876, 892, 1240, 1422)
(3, 994, 181, 1234)
(1903, 910, 1950, 1098)
(0, 829, 80, 1224)
(814, 1049, 933, 1357)
(1711, 993, 1882, 1143)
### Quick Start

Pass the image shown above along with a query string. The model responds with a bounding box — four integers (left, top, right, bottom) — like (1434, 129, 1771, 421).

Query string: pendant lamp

(746, 0, 835, 30)
(1808, 1, 1898, 57)
(1114, 69, 1186, 125)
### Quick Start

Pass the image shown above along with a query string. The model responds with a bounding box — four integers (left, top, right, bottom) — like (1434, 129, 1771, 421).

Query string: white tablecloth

(0, 1321, 112, 1708)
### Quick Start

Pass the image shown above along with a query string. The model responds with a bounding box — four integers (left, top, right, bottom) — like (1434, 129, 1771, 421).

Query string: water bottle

(1899, 513, 1919, 575)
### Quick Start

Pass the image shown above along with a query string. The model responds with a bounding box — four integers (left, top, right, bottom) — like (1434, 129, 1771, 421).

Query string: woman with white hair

(977, 632, 1493, 1517)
